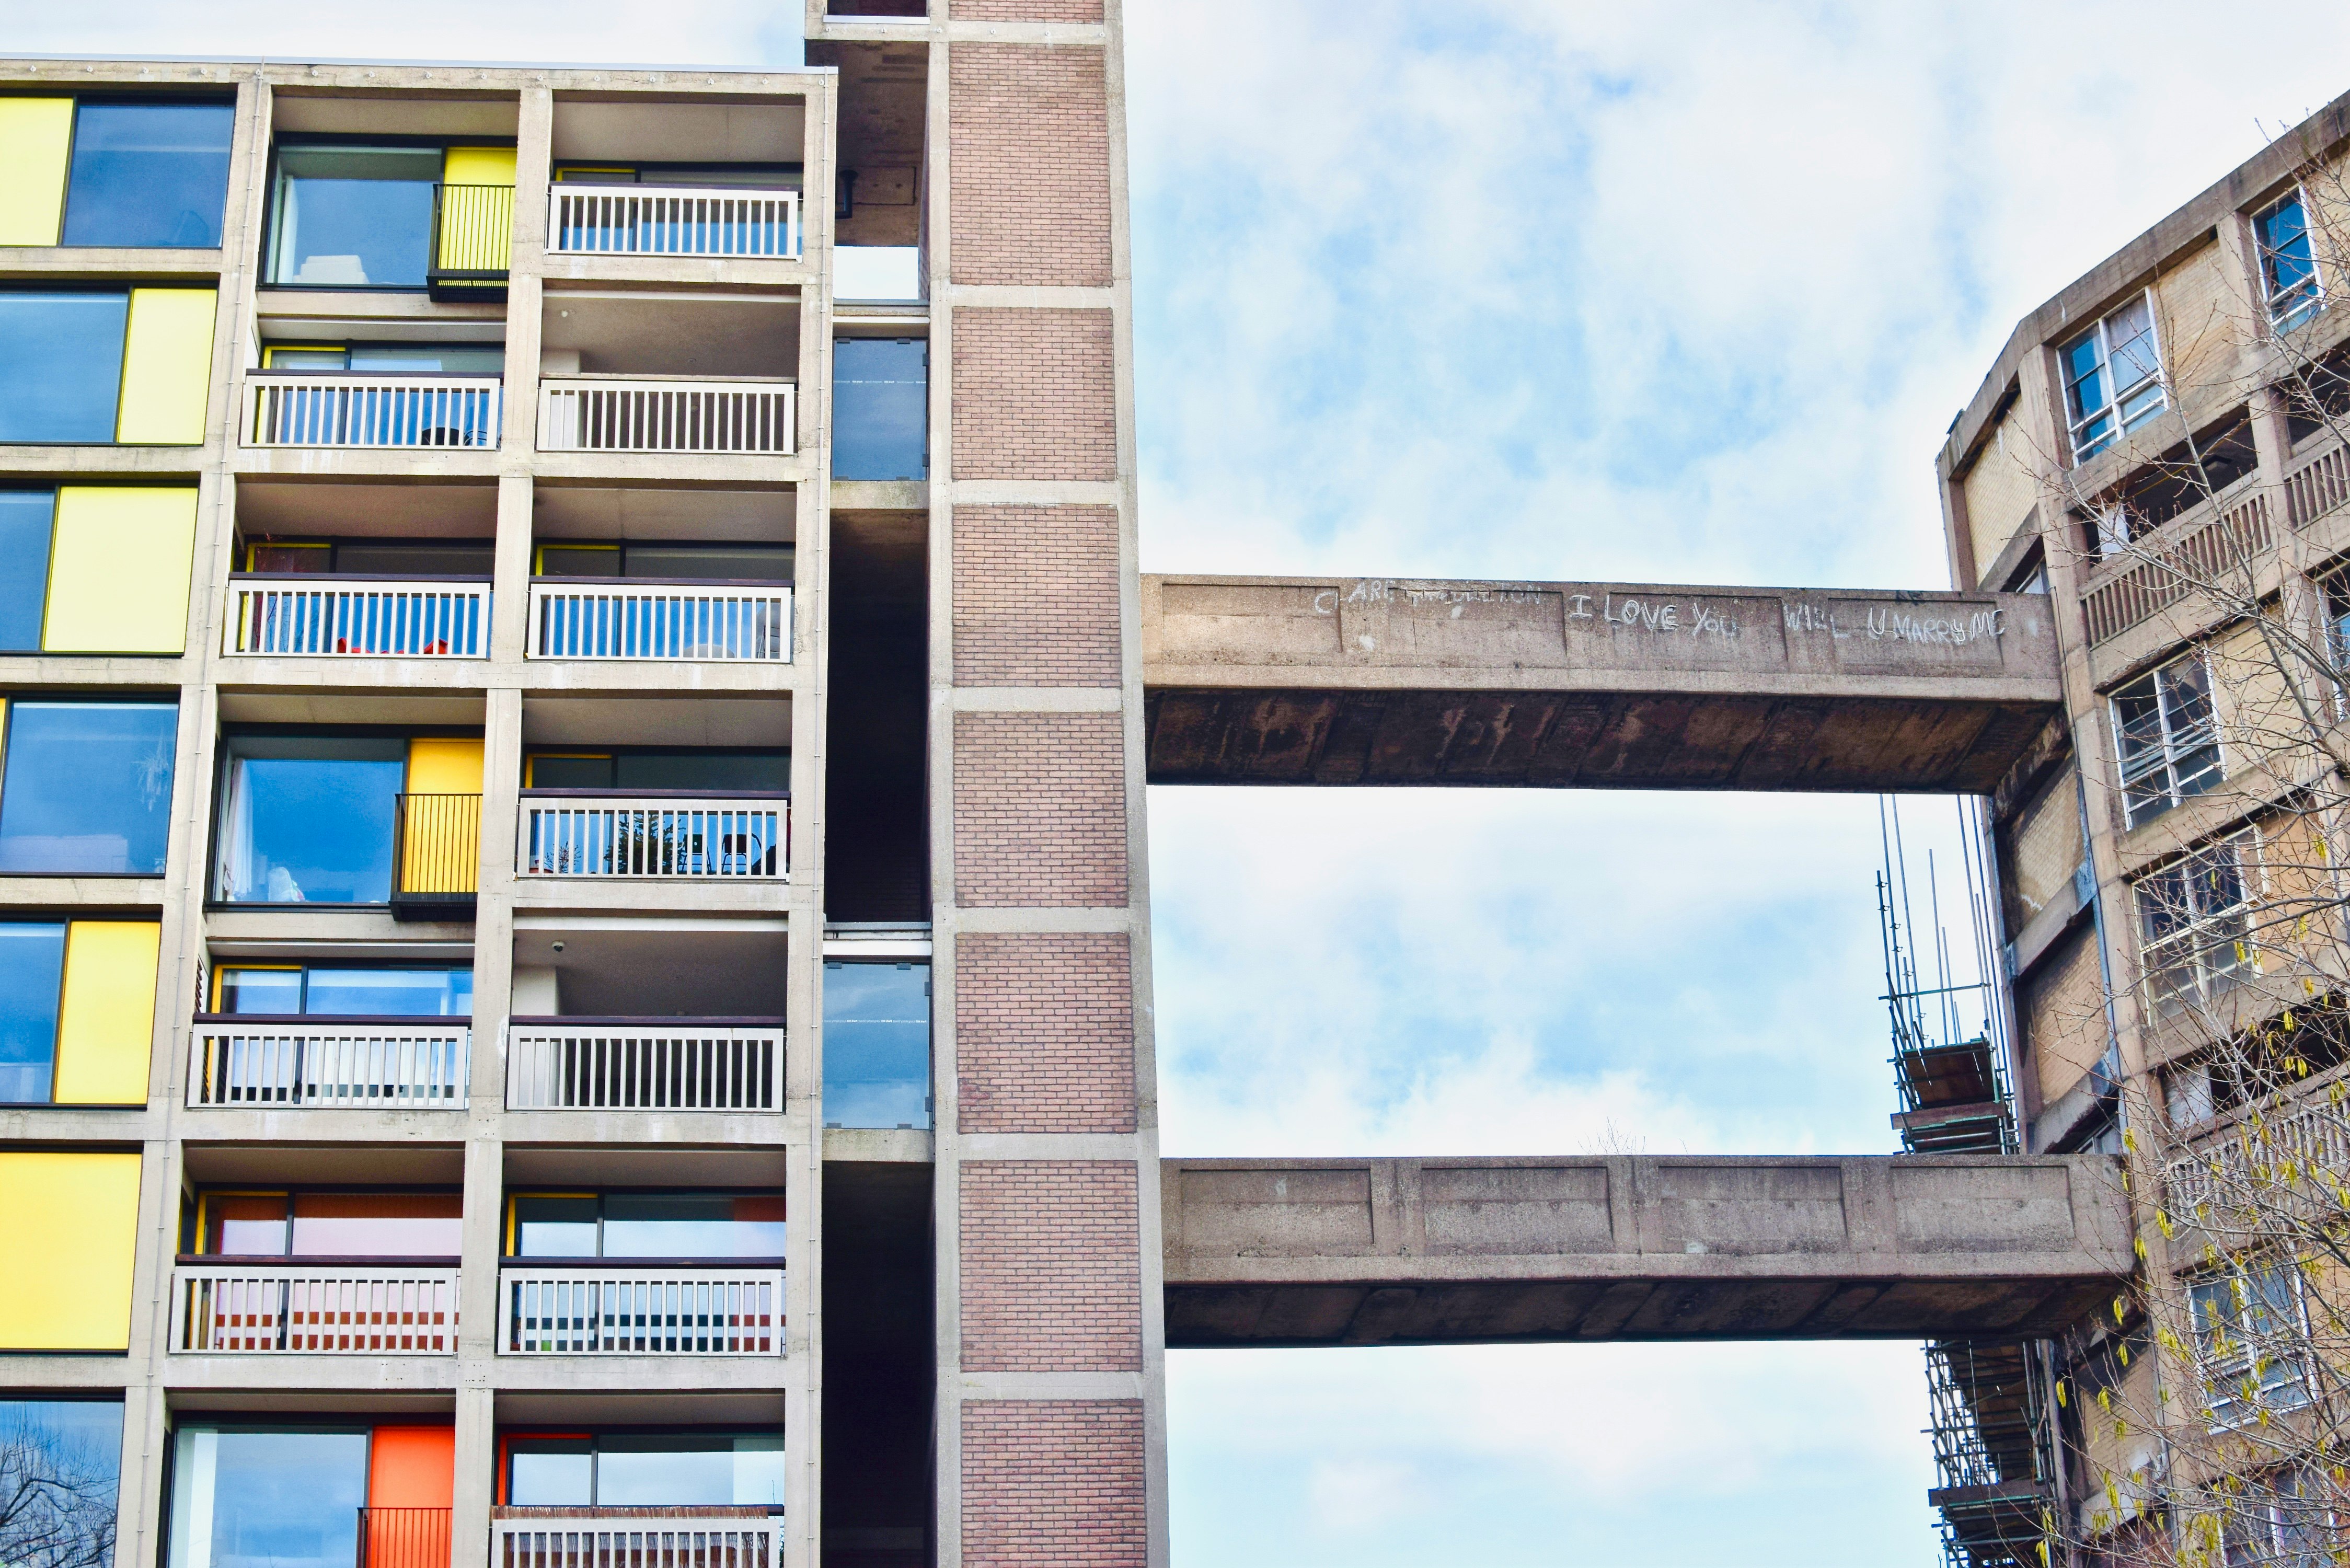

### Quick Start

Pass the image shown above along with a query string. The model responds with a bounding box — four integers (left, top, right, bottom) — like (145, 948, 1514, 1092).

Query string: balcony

(431, 182, 516, 302)
(548, 184, 800, 261)
(247, 372, 504, 450)
(492, 1510, 780, 1568)
(223, 575, 490, 658)
(516, 792, 787, 882)
(391, 792, 483, 922)
(2161, 1092, 2350, 1216)
(527, 580, 791, 662)
(187, 1016, 471, 1109)
(507, 1017, 784, 1111)
(360, 1507, 454, 1568)
(170, 1263, 459, 1353)
(537, 377, 796, 456)
(499, 1267, 784, 1355)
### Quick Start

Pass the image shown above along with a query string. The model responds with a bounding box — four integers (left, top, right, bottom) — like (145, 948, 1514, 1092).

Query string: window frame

(59, 96, 237, 251)
(498, 1427, 787, 1509)
(260, 136, 490, 293)
(206, 960, 474, 1018)
(2188, 1257, 2311, 1428)
(184, 1185, 464, 1261)
(2062, 290, 2169, 464)
(2110, 653, 2224, 828)
(2133, 828, 2260, 1014)
(0, 696, 180, 877)
(2254, 187, 2324, 331)
(502, 1189, 787, 1262)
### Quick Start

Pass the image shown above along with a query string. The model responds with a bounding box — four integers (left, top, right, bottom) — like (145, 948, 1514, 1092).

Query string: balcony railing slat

(537, 378, 796, 456)
(189, 1022, 471, 1109)
(507, 1021, 783, 1111)
(547, 184, 800, 260)
(172, 1265, 458, 1354)
(517, 795, 787, 882)
(246, 373, 504, 449)
(492, 1514, 780, 1568)
(499, 1269, 784, 1356)
(224, 579, 489, 658)
(527, 582, 792, 662)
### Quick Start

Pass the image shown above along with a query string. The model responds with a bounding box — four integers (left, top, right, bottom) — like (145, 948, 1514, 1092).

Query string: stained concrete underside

(1141, 575, 2063, 792)
(1161, 1156, 2132, 1346)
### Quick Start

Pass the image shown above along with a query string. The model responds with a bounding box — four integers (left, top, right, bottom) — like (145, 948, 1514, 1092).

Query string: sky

(15, 1, 2350, 1562)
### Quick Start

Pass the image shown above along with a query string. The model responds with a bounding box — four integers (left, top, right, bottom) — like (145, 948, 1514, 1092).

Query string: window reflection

(267, 147, 440, 288)
(509, 1192, 785, 1258)
(0, 293, 129, 443)
(832, 338, 926, 480)
(505, 1433, 785, 1506)
(0, 492, 55, 650)
(166, 1427, 369, 1568)
(0, 923, 65, 1104)
(62, 102, 235, 249)
(0, 1398, 122, 1568)
(0, 702, 177, 874)
(213, 736, 405, 903)
(823, 961, 930, 1129)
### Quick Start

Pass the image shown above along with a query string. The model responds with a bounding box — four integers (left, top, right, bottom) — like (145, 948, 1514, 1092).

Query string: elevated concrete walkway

(1161, 1155, 2130, 1346)
(1142, 576, 2061, 791)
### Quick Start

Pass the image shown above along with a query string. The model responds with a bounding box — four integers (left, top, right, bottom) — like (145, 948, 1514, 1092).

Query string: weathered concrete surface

(1162, 1156, 2131, 1345)
(1142, 576, 2062, 791)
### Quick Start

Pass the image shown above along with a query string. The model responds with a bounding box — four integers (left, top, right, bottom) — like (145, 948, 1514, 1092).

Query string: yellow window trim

(261, 342, 346, 368)
(554, 166, 636, 182)
(211, 962, 302, 1013)
(243, 540, 330, 570)
(534, 543, 620, 574)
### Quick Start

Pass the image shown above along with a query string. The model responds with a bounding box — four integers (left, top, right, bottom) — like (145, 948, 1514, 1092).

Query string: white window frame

(2222, 1466, 2341, 1564)
(2134, 828, 2258, 1013)
(2254, 187, 2324, 331)
(2063, 290, 2168, 464)
(2111, 653, 2224, 828)
(2191, 1259, 2310, 1431)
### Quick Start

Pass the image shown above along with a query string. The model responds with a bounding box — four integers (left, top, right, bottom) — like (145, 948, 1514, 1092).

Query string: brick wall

(950, 0, 1105, 20)
(951, 309, 1118, 481)
(958, 932, 1135, 1133)
(952, 712, 1128, 906)
(950, 44, 1111, 287)
(953, 505, 1122, 686)
(961, 1400, 1146, 1567)
(961, 1161, 1142, 1370)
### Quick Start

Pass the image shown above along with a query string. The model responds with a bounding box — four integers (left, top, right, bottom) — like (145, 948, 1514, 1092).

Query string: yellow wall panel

(0, 1151, 142, 1350)
(43, 487, 199, 654)
(407, 737, 485, 794)
(0, 99, 73, 246)
(53, 921, 159, 1105)
(443, 147, 516, 186)
(114, 287, 217, 444)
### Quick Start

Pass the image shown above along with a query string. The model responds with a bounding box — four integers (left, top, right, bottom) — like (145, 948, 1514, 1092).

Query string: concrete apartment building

(0, 0, 2338, 1562)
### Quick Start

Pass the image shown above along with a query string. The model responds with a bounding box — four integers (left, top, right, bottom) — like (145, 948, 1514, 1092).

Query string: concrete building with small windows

(0, 5, 2339, 1566)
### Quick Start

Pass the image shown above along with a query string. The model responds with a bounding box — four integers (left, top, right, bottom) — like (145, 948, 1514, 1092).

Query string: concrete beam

(1141, 577, 2061, 792)
(1161, 1156, 2132, 1346)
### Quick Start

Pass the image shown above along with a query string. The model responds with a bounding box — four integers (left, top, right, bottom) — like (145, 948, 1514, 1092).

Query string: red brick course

(957, 932, 1135, 1133)
(953, 505, 1122, 687)
(960, 1161, 1142, 1371)
(961, 1400, 1146, 1568)
(950, 309, 1118, 481)
(950, 0, 1104, 19)
(953, 712, 1128, 906)
(949, 44, 1111, 286)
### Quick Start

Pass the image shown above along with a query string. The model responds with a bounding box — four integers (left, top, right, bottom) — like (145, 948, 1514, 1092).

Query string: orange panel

(370, 1425, 455, 1507)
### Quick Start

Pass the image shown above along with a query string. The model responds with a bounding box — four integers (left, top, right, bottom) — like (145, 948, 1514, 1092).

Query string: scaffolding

(1880, 799, 2058, 1568)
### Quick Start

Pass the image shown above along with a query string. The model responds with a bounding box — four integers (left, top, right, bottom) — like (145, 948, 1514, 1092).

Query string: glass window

(0, 292, 129, 444)
(345, 344, 504, 374)
(0, 701, 177, 874)
(266, 147, 442, 288)
(2063, 293, 2166, 463)
(523, 750, 791, 792)
(2135, 832, 2255, 1014)
(2112, 655, 2221, 827)
(2256, 191, 2322, 330)
(0, 1398, 123, 1568)
(0, 491, 55, 650)
(166, 1427, 368, 1568)
(833, 338, 927, 481)
(508, 1192, 785, 1258)
(329, 541, 497, 578)
(291, 1193, 462, 1256)
(202, 1194, 291, 1255)
(213, 966, 302, 1013)
(302, 968, 474, 1017)
(2190, 1262, 2308, 1425)
(536, 545, 620, 578)
(620, 544, 794, 582)
(823, 961, 931, 1129)
(212, 735, 406, 903)
(62, 102, 236, 249)
(0, 922, 67, 1103)
(506, 1434, 784, 1507)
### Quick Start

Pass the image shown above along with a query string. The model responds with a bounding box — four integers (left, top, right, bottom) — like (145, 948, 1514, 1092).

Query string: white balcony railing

(2163, 1097, 2350, 1215)
(538, 377, 795, 455)
(527, 580, 792, 662)
(223, 576, 490, 658)
(548, 183, 801, 260)
(517, 793, 787, 881)
(188, 1017, 471, 1109)
(172, 1265, 459, 1354)
(246, 373, 504, 449)
(500, 1268, 785, 1355)
(493, 1512, 780, 1568)
(506, 1018, 785, 1111)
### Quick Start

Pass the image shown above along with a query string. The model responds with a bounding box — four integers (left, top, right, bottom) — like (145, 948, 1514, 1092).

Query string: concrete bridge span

(1141, 575, 2063, 792)
(1160, 1156, 2132, 1347)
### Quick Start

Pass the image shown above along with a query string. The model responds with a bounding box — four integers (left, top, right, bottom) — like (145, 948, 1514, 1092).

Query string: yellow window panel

(0, 99, 73, 246)
(115, 287, 218, 444)
(43, 487, 199, 654)
(0, 1150, 142, 1351)
(53, 921, 159, 1105)
(404, 737, 484, 894)
(439, 148, 516, 276)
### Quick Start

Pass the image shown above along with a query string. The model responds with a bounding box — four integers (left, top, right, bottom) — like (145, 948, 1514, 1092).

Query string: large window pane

(0, 492, 54, 651)
(213, 737, 405, 903)
(823, 961, 930, 1129)
(595, 1436, 783, 1506)
(0, 923, 66, 1103)
(622, 544, 794, 582)
(0, 1398, 124, 1568)
(0, 293, 128, 444)
(602, 1194, 786, 1259)
(508, 1444, 593, 1505)
(612, 751, 791, 792)
(166, 1428, 367, 1568)
(0, 702, 177, 874)
(510, 1195, 600, 1257)
(62, 103, 235, 249)
(290, 1193, 461, 1257)
(832, 338, 926, 480)
(302, 968, 473, 1017)
(267, 148, 440, 288)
